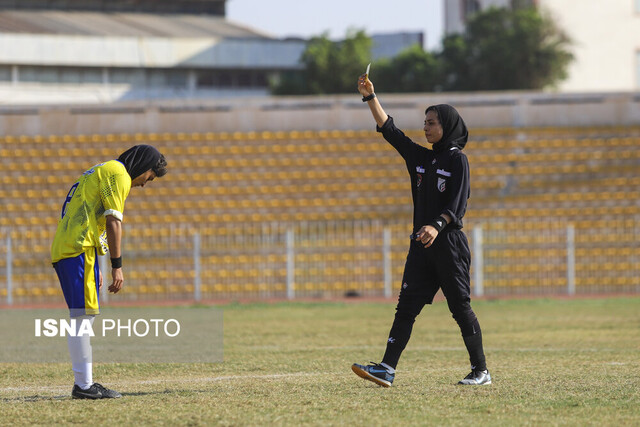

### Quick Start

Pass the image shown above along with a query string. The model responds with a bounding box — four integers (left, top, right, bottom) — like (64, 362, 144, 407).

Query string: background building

(0, 0, 306, 103)
(371, 32, 424, 59)
(444, 0, 640, 92)
(0, 0, 424, 104)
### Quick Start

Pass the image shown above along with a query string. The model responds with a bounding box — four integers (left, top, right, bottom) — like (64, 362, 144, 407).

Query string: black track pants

(381, 230, 487, 371)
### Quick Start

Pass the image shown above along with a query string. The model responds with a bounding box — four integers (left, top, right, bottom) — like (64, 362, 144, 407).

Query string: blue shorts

(53, 249, 100, 316)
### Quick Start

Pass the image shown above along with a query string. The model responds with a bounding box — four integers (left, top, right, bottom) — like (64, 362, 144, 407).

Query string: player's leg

(54, 250, 121, 398)
(67, 314, 96, 397)
(436, 230, 490, 385)
(54, 252, 95, 395)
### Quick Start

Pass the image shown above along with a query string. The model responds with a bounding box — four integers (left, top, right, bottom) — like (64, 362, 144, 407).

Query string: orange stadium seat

(3, 129, 640, 300)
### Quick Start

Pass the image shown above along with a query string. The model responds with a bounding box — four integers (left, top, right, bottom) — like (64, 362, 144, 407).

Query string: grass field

(1, 296, 639, 426)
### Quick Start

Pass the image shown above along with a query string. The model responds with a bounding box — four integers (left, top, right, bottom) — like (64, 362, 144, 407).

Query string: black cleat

(71, 384, 102, 399)
(93, 383, 122, 398)
(458, 369, 492, 385)
(71, 383, 122, 399)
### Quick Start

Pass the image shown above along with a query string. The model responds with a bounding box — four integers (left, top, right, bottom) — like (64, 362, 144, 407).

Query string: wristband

(362, 93, 376, 102)
(111, 256, 122, 269)
(428, 216, 448, 233)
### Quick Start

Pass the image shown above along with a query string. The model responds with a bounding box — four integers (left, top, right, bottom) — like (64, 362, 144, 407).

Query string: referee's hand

(415, 225, 439, 248)
(358, 74, 374, 97)
(108, 267, 124, 293)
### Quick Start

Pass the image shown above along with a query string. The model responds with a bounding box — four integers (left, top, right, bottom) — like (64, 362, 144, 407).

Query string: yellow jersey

(51, 160, 131, 263)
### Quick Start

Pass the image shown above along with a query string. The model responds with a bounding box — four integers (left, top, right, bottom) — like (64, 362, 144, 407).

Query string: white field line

(246, 345, 628, 352)
(1, 346, 632, 395)
(0, 372, 319, 394)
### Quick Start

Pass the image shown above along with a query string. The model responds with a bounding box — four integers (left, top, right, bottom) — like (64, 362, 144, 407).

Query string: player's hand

(99, 269, 103, 291)
(415, 225, 439, 248)
(109, 268, 124, 293)
(358, 74, 374, 96)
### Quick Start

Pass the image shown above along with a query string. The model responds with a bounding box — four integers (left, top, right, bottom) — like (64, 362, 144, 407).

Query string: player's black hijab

(117, 145, 163, 180)
(426, 104, 468, 153)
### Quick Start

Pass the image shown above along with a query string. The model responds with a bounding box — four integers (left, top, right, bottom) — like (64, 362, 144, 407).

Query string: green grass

(1, 297, 639, 426)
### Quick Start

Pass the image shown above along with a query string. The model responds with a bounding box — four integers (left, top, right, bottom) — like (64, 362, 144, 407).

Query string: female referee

(351, 74, 491, 387)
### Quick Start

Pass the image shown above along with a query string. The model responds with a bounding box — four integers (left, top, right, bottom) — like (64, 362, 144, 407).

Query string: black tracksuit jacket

(377, 116, 470, 235)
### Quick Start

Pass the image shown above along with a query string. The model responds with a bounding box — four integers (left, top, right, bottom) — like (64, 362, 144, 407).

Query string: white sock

(380, 362, 395, 374)
(67, 315, 95, 390)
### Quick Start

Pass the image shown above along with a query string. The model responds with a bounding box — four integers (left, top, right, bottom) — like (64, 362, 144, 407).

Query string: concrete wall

(0, 91, 638, 136)
(538, 0, 640, 92)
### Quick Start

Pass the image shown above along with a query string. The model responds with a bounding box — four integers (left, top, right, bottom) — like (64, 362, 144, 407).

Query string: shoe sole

(100, 393, 122, 398)
(458, 380, 492, 385)
(72, 393, 102, 399)
(351, 364, 391, 387)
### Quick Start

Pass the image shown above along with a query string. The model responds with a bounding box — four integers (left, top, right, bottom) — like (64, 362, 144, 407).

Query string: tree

(373, 44, 441, 93)
(272, 30, 372, 95)
(273, 6, 572, 95)
(438, 6, 573, 91)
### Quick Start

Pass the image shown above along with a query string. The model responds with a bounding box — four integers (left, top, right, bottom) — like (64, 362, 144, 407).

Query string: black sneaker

(351, 362, 395, 387)
(458, 369, 492, 385)
(71, 384, 102, 399)
(93, 383, 122, 398)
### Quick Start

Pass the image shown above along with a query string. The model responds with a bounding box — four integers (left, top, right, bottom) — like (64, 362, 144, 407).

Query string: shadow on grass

(2, 388, 213, 402)
(122, 389, 210, 397)
(2, 395, 70, 402)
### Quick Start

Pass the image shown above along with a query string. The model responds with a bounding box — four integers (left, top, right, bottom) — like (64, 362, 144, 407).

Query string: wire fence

(2, 218, 640, 306)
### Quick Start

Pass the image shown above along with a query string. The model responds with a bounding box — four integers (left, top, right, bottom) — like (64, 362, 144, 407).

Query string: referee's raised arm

(358, 74, 388, 127)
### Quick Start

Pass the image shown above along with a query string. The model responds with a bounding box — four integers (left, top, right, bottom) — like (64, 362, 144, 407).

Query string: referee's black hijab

(117, 145, 166, 180)
(426, 104, 469, 153)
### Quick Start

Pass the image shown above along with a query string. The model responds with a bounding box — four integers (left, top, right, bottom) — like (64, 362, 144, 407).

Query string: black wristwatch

(362, 93, 376, 102)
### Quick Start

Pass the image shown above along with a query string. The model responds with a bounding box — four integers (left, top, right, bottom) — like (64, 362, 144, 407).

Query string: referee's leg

(381, 288, 431, 370)
(381, 244, 434, 370)
(437, 231, 490, 384)
(351, 245, 432, 387)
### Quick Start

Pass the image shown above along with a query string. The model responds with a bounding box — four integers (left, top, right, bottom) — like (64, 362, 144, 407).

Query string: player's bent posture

(351, 75, 490, 387)
(51, 145, 167, 399)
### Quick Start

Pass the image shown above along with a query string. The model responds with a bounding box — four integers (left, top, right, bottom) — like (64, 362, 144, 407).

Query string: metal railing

(2, 218, 640, 305)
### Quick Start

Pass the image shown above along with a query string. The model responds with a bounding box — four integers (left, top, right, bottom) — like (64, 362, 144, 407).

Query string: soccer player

(51, 145, 167, 399)
(351, 75, 491, 386)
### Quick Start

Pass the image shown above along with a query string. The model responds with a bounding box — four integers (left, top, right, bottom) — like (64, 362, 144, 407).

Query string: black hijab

(427, 104, 469, 153)
(117, 145, 161, 180)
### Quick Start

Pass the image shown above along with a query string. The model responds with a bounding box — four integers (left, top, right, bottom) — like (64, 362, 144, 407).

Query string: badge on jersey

(437, 177, 446, 192)
(416, 166, 425, 188)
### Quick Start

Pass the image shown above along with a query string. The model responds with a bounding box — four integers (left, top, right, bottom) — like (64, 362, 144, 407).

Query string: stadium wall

(0, 91, 638, 136)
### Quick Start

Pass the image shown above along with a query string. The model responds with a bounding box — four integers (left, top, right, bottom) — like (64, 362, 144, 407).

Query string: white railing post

(567, 224, 575, 296)
(472, 226, 484, 297)
(286, 228, 295, 300)
(194, 232, 201, 302)
(383, 227, 392, 298)
(6, 235, 12, 305)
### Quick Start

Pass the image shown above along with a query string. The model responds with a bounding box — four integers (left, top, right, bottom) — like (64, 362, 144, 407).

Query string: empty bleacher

(2, 126, 640, 301)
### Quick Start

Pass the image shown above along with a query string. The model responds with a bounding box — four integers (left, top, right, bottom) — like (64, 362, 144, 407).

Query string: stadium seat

(4, 129, 640, 300)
